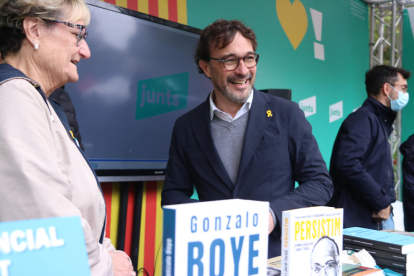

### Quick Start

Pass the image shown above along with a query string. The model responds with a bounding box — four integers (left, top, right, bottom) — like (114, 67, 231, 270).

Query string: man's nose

(234, 59, 249, 75)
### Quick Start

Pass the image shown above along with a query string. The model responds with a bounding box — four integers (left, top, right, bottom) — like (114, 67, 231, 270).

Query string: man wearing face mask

(328, 65, 410, 230)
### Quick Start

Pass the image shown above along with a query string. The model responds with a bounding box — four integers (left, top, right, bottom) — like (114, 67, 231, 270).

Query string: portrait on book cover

(310, 236, 340, 276)
(267, 266, 281, 276)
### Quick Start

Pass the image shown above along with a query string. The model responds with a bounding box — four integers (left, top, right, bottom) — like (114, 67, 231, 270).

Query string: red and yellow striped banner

(138, 181, 163, 275)
(102, 182, 122, 248)
(124, 184, 136, 256)
(102, 181, 165, 275)
(100, 0, 187, 25)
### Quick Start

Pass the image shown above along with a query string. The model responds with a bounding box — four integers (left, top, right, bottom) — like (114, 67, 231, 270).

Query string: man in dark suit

(161, 19, 333, 258)
(328, 65, 410, 230)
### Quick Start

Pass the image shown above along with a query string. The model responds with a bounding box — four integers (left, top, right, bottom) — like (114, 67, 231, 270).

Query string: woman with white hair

(0, 1, 134, 275)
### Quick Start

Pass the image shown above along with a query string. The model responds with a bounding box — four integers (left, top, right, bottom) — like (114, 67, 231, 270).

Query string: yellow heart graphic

(276, 0, 308, 50)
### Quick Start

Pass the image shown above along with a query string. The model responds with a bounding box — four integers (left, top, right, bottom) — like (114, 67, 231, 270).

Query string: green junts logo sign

(330, 109, 341, 116)
(329, 101, 343, 123)
(135, 72, 189, 120)
(299, 96, 317, 117)
(300, 103, 314, 113)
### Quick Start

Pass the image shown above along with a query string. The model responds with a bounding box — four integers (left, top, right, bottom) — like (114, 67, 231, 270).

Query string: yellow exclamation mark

(310, 8, 324, 61)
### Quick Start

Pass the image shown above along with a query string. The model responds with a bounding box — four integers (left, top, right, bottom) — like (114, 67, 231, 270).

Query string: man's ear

(381, 82, 391, 97)
(199, 59, 211, 78)
(22, 17, 42, 47)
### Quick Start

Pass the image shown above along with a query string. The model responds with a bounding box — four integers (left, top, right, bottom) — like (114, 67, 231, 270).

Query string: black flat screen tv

(66, 0, 213, 180)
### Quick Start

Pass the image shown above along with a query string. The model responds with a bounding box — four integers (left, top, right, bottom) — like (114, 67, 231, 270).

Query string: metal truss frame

(362, 0, 414, 200)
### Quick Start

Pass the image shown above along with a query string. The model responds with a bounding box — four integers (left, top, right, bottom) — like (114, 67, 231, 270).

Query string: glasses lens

(221, 54, 258, 70)
(326, 262, 336, 270)
(77, 26, 87, 46)
(244, 55, 257, 67)
(223, 58, 238, 70)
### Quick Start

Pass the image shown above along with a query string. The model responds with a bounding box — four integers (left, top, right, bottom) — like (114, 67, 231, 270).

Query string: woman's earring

(34, 44, 39, 50)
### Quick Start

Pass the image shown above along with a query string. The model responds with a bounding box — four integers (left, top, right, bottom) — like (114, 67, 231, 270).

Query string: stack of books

(343, 227, 414, 276)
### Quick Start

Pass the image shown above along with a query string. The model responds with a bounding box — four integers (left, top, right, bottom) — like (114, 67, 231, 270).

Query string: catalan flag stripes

(102, 182, 121, 248)
(100, 0, 187, 24)
(137, 181, 163, 275)
(101, 181, 165, 275)
(124, 183, 136, 256)
(154, 181, 163, 275)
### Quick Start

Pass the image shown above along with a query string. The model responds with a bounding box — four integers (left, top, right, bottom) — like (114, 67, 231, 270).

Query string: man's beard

(215, 73, 255, 104)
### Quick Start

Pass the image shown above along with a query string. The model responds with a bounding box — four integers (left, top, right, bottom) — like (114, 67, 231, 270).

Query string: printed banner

(0, 216, 90, 276)
(162, 199, 269, 276)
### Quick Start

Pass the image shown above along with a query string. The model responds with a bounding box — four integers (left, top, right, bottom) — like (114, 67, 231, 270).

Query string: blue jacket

(161, 89, 333, 257)
(400, 134, 414, 231)
(328, 97, 396, 230)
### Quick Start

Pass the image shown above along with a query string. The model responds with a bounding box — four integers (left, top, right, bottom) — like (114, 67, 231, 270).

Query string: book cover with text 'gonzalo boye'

(162, 199, 269, 276)
(281, 207, 344, 276)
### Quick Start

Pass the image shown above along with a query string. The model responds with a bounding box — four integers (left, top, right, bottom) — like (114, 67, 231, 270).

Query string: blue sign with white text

(0, 216, 90, 276)
(162, 199, 269, 276)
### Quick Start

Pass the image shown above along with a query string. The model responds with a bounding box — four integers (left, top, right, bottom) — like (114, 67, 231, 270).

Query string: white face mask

(387, 85, 409, 111)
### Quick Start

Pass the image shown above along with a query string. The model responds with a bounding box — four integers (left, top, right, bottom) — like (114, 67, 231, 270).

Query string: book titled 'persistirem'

(281, 207, 343, 276)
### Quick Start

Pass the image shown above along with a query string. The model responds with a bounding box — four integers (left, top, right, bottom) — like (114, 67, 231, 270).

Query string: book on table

(162, 199, 269, 276)
(343, 228, 414, 276)
(382, 230, 414, 237)
(343, 227, 414, 254)
(267, 256, 281, 276)
(343, 243, 414, 263)
(342, 264, 384, 276)
(344, 243, 413, 273)
(373, 256, 411, 271)
(378, 265, 409, 276)
(281, 206, 343, 276)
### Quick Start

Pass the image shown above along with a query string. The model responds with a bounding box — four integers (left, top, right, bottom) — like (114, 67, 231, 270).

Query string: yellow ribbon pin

(267, 110, 273, 117)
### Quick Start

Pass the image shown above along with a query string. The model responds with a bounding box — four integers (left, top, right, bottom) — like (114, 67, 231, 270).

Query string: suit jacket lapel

(191, 98, 234, 190)
(236, 89, 272, 182)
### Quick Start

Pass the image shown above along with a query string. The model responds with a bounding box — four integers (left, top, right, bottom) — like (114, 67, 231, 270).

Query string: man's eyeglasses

(312, 261, 338, 275)
(51, 20, 88, 46)
(208, 54, 259, 71)
(389, 83, 408, 92)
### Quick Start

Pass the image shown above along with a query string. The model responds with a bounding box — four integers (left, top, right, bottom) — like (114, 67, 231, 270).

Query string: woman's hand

(109, 251, 136, 276)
